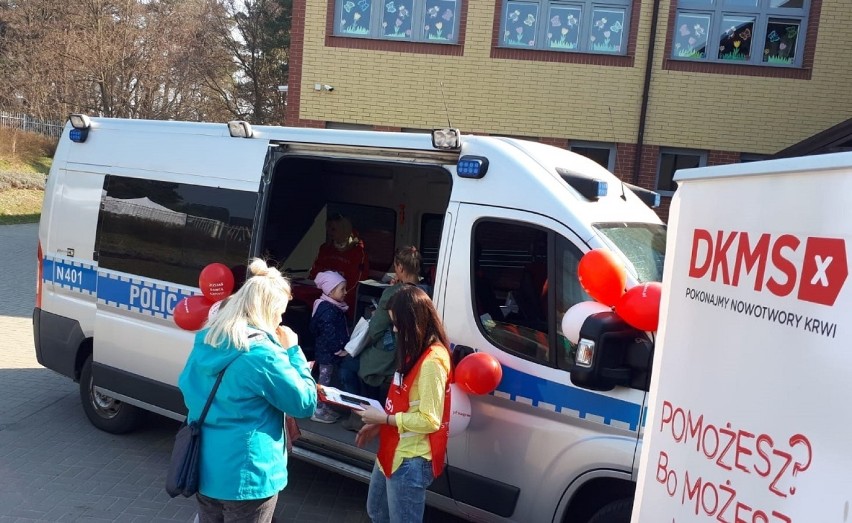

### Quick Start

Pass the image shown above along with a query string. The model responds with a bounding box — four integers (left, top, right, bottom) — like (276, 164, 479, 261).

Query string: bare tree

(206, 0, 291, 124)
(0, 0, 237, 121)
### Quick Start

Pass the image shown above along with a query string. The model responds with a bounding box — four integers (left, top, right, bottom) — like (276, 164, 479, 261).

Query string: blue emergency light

(69, 128, 89, 143)
(68, 114, 91, 143)
(457, 156, 489, 179)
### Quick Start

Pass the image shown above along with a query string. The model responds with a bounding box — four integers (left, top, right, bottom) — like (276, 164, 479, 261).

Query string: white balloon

(561, 301, 611, 345)
(449, 383, 471, 438)
(207, 300, 223, 321)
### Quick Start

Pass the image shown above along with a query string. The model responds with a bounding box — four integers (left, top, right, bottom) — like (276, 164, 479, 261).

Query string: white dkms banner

(633, 153, 852, 523)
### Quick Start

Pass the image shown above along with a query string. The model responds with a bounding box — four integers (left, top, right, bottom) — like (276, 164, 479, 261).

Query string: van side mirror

(453, 344, 476, 368)
(569, 312, 654, 392)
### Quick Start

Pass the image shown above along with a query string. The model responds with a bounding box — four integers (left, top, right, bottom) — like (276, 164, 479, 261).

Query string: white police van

(34, 115, 666, 522)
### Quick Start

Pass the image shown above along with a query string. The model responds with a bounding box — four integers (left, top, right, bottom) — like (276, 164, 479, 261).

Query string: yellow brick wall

(300, 1, 650, 143)
(646, 0, 852, 154)
(299, 1, 850, 155)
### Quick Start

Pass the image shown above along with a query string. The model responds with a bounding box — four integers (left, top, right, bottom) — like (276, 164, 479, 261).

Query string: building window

(656, 149, 707, 194)
(498, 0, 631, 55)
(740, 153, 768, 162)
(334, 0, 461, 44)
(671, 0, 809, 67)
(570, 142, 616, 171)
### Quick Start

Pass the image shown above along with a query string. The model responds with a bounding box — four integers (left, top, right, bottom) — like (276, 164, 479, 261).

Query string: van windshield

(593, 222, 666, 283)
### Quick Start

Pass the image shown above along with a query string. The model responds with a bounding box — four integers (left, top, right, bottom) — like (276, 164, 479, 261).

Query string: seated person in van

(309, 213, 370, 316)
(358, 246, 426, 401)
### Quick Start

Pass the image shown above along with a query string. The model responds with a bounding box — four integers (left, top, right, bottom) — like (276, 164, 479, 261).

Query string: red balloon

(578, 248, 627, 306)
(199, 263, 235, 303)
(615, 282, 663, 332)
(455, 352, 503, 395)
(174, 296, 212, 331)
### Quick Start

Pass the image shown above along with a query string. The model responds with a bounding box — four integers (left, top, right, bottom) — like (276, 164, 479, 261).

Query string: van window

(95, 176, 256, 286)
(473, 220, 587, 366)
(594, 222, 666, 283)
(420, 213, 444, 283)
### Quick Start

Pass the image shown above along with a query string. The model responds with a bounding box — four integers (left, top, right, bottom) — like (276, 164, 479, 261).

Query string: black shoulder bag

(165, 367, 228, 498)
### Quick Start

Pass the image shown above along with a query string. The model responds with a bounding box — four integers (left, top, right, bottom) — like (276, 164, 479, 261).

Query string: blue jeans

(338, 355, 362, 395)
(366, 457, 434, 523)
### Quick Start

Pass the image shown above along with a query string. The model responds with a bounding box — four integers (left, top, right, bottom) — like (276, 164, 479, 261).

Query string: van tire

(587, 498, 633, 523)
(79, 355, 142, 434)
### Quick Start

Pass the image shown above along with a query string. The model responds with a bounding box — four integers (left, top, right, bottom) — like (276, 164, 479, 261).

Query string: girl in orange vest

(355, 285, 452, 523)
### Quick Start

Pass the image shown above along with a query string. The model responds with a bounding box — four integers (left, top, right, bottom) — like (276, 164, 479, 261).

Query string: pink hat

(314, 271, 347, 296)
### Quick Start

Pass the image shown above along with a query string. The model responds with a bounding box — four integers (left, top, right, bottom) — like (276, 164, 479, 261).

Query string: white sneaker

(311, 411, 338, 424)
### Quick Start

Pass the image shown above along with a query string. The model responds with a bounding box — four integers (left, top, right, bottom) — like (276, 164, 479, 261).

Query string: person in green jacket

(357, 246, 426, 401)
(178, 258, 317, 523)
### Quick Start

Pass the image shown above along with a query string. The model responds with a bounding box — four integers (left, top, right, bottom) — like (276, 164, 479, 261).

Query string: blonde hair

(204, 258, 291, 351)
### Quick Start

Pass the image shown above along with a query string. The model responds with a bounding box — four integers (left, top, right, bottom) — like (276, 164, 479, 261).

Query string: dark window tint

(657, 151, 705, 192)
(420, 213, 444, 282)
(473, 220, 587, 367)
(570, 145, 614, 170)
(472, 221, 548, 363)
(96, 176, 256, 287)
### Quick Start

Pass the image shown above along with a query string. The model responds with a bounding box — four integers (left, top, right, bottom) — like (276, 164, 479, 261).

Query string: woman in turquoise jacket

(178, 258, 317, 522)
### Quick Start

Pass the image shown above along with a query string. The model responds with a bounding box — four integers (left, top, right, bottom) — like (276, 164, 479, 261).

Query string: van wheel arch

(560, 477, 635, 523)
(73, 338, 93, 382)
(78, 353, 143, 434)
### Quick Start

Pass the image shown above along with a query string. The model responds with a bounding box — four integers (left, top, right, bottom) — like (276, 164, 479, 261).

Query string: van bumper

(32, 307, 85, 380)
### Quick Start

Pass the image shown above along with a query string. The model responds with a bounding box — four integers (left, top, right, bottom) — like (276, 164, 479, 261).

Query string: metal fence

(0, 110, 64, 138)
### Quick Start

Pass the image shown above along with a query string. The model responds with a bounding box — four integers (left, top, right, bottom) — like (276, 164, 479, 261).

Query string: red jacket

(309, 241, 369, 312)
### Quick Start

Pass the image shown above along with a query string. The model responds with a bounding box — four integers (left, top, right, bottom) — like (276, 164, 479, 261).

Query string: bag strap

(196, 367, 227, 426)
(195, 332, 265, 425)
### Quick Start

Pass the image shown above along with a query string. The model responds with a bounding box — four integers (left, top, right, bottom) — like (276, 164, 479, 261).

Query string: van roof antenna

(440, 81, 453, 129)
(607, 106, 627, 201)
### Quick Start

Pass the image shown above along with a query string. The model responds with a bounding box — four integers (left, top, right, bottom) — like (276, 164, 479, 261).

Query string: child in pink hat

(309, 271, 350, 423)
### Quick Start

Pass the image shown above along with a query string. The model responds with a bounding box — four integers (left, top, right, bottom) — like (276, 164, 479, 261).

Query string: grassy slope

(0, 128, 55, 225)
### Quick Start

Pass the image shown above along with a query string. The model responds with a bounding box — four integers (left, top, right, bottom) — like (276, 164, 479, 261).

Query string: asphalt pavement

(0, 223, 462, 522)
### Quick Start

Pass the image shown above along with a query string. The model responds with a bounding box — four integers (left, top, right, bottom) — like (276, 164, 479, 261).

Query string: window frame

(569, 141, 617, 172)
(655, 148, 708, 195)
(490, 0, 642, 67)
(496, 0, 633, 56)
(663, 0, 822, 79)
(332, 0, 462, 44)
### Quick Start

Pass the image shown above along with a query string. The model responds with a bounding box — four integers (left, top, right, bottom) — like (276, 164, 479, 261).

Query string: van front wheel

(587, 498, 633, 523)
(79, 356, 142, 434)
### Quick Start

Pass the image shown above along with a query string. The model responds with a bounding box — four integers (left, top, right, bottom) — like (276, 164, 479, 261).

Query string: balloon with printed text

(455, 352, 503, 395)
(615, 281, 663, 332)
(199, 263, 234, 303)
(173, 296, 212, 331)
(561, 300, 613, 345)
(448, 383, 472, 437)
(577, 248, 627, 306)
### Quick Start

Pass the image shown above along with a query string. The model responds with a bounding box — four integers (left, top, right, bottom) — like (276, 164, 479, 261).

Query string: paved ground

(0, 223, 462, 522)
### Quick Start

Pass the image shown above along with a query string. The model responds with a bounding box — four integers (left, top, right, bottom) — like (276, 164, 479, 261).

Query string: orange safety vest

(376, 344, 452, 479)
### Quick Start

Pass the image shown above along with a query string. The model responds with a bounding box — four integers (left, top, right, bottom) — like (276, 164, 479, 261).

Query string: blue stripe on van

(43, 255, 196, 319)
(43, 255, 642, 425)
(44, 257, 98, 295)
(496, 365, 642, 431)
(96, 271, 196, 319)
